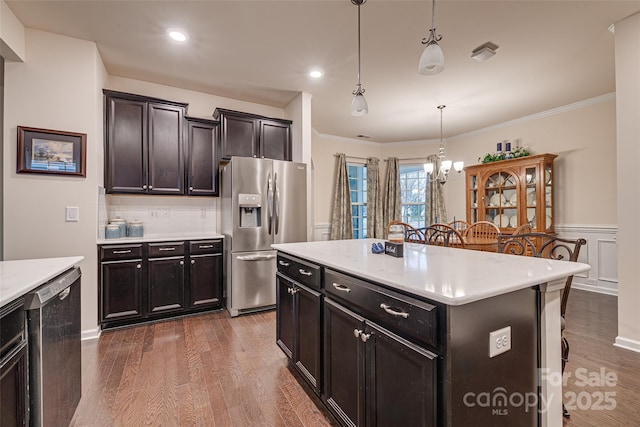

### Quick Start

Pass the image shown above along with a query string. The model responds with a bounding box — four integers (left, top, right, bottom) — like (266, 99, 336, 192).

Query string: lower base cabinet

(0, 298, 28, 427)
(99, 239, 222, 329)
(323, 298, 437, 427)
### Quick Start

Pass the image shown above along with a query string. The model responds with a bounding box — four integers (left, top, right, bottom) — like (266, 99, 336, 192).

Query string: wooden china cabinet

(464, 153, 557, 233)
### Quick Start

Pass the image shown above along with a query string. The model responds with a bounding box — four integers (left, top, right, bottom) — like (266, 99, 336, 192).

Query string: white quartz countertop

(272, 239, 590, 306)
(97, 233, 224, 245)
(0, 256, 84, 307)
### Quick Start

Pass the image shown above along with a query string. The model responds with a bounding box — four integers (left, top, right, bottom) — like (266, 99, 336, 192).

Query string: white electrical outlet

(65, 206, 79, 222)
(489, 326, 511, 358)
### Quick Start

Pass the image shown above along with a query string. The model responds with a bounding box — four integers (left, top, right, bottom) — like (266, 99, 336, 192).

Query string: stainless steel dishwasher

(25, 267, 82, 427)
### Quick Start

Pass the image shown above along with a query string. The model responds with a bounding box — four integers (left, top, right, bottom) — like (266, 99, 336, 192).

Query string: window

(400, 164, 428, 228)
(348, 163, 367, 239)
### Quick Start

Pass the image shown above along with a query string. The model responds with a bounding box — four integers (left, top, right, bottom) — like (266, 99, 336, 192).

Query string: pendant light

(351, 0, 368, 116)
(418, 0, 445, 75)
(424, 105, 463, 184)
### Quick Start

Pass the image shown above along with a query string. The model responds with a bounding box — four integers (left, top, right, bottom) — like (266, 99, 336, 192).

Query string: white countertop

(0, 256, 84, 307)
(272, 239, 590, 306)
(97, 233, 224, 245)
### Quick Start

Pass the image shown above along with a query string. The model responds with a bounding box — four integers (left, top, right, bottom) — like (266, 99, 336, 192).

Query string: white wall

(4, 29, 107, 336)
(614, 12, 640, 353)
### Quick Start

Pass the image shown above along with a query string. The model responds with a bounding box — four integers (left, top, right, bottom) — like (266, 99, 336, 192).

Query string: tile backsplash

(101, 192, 218, 238)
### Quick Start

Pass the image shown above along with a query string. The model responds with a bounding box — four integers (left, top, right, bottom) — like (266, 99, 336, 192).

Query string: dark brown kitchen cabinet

(186, 117, 219, 196)
(99, 239, 223, 329)
(323, 298, 437, 427)
(214, 108, 292, 161)
(0, 298, 28, 427)
(99, 244, 144, 323)
(104, 90, 186, 195)
(188, 240, 223, 309)
(276, 253, 322, 395)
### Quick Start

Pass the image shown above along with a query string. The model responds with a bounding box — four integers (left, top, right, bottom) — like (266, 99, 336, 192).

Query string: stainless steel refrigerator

(221, 157, 307, 317)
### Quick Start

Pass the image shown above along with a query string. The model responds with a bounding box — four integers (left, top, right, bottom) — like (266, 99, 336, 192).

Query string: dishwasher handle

(25, 267, 81, 309)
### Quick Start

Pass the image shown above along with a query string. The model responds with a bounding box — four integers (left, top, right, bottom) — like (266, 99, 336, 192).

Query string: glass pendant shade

(424, 162, 434, 174)
(351, 93, 368, 116)
(419, 42, 445, 75)
(441, 160, 452, 172)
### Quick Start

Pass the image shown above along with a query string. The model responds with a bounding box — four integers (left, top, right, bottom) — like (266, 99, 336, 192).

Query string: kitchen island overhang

(273, 239, 589, 427)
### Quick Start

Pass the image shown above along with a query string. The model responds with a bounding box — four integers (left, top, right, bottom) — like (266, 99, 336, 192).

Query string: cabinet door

(295, 284, 322, 394)
(100, 259, 144, 322)
(105, 96, 147, 193)
(148, 257, 185, 314)
(259, 119, 291, 161)
(188, 253, 222, 308)
(276, 273, 295, 359)
(365, 321, 437, 427)
(186, 119, 218, 196)
(323, 298, 366, 427)
(220, 113, 258, 159)
(0, 344, 28, 427)
(148, 103, 185, 194)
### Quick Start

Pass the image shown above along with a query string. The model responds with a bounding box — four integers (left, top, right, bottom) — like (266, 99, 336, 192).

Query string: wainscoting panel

(313, 223, 331, 241)
(555, 225, 618, 295)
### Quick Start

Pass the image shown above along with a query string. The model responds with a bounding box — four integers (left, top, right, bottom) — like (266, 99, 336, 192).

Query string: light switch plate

(489, 326, 511, 358)
(65, 206, 79, 222)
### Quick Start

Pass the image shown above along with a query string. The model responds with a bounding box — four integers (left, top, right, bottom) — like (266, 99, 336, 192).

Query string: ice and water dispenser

(238, 193, 261, 227)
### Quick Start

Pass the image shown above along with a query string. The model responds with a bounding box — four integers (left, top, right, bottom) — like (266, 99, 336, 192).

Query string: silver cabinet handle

(287, 287, 298, 295)
(332, 283, 351, 293)
(199, 245, 213, 249)
(158, 247, 176, 251)
(278, 260, 290, 267)
(299, 269, 312, 276)
(149, 185, 153, 190)
(189, 186, 194, 191)
(136, 264, 141, 269)
(180, 260, 184, 265)
(142, 185, 147, 190)
(380, 303, 409, 319)
(191, 260, 195, 264)
(360, 333, 371, 343)
(59, 287, 71, 301)
(353, 329, 363, 338)
(113, 250, 131, 254)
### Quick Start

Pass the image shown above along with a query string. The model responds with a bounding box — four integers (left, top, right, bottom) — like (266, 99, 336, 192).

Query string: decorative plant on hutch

(479, 140, 531, 164)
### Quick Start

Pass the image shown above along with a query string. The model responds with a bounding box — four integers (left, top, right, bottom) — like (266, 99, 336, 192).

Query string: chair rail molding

(555, 224, 618, 296)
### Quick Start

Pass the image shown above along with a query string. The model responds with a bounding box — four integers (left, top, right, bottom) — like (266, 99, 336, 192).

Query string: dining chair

(496, 232, 586, 419)
(385, 220, 427, 244)
(513, 223, 532, 235)
(464, 221, 501, 239)
(448, 219, 470, 234)
(419, 226, 457, 247)
(430, 223, 466, 248)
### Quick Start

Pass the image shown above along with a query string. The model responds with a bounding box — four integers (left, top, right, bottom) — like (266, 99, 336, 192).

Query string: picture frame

(17, 126, 87, 177)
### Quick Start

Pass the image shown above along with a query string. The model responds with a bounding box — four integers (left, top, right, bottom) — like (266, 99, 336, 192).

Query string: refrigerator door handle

(267, 172, 273, 235)
(236, 254, 277, 261)
(274, 172, 280, 235)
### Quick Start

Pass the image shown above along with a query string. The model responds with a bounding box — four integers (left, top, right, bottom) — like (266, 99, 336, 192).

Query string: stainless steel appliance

(25, 267, 82, 427)
(221, 157, 307, 317)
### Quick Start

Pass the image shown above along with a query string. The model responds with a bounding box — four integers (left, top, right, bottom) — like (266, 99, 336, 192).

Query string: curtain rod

(335, 153, 429, 162)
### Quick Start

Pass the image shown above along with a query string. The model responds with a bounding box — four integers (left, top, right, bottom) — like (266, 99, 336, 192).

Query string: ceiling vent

(471, 42, 499, 62)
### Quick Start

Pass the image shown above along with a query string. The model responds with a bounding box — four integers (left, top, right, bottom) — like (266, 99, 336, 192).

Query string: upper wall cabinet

(213, 108, 292, 161)
(464, 153, 557, 233)
(186, 117, 219, 196)
(104, 90, 187, 195)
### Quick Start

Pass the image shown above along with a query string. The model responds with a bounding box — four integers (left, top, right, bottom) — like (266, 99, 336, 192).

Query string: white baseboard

(572, 283, 618, 296)
(614, 336, 640, 354)
(82, 328, 101, 341)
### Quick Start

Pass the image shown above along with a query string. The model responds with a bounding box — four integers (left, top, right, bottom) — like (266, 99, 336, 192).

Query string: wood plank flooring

(72, 290, 640, 426)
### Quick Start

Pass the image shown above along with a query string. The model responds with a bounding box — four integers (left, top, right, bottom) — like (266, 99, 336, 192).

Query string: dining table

(461, 235, 499, 252)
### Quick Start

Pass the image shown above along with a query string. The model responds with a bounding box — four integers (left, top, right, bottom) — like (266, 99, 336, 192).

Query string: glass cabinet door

(544, 163, 553, 230)
(469, 174, 479, 223)
(484, 171, 518, 229)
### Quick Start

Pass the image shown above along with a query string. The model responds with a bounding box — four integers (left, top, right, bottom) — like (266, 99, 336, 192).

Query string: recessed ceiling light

(309, 70, 323, 78)
(168, 29, 188, 42)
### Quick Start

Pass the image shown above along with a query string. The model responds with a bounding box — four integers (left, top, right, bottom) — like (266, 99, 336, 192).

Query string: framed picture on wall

(17, 126, 87, 177)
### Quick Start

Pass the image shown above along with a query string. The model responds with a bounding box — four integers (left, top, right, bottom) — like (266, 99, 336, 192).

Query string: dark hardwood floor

(72, 290, 640, 426)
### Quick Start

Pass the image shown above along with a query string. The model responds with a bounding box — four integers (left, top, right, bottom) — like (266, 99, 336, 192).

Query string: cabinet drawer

(325, 269, 438, 349)
(189, 239, 223, 255)
(148, 242, 185, 257)
(0, 298, 26, 360)
(100, 244, 143, 261)
(277, 253, 321, 290)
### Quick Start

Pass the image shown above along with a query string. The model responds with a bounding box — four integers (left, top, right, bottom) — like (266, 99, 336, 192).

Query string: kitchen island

(273, 239, 589, 427)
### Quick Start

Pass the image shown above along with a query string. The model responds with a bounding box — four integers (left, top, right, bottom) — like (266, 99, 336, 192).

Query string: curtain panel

(426, 154, 448, 224)
(382, 157, 402, 236)
(366, 157, 384, 238)
(330, 153, 353, 240)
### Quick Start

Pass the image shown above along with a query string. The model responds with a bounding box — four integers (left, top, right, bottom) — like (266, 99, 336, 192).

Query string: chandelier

(424, 105, 463, 184)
